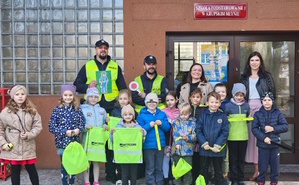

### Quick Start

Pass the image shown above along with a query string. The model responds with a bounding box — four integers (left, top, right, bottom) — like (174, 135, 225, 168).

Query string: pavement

(1, 164, 299, 185)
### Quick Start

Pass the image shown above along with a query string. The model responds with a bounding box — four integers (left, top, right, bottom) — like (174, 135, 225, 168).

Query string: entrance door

(166, 32, 299, 164)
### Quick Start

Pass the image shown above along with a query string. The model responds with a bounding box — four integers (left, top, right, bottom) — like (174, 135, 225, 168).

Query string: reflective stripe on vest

(84, 128, 109, 162)
(113, 128, 143, 164)
(84, 60, 119, 101)
(134, 75, 166, 113)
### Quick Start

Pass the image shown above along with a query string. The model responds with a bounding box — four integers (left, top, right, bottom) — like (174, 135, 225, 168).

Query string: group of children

(0, 82, 288, 185)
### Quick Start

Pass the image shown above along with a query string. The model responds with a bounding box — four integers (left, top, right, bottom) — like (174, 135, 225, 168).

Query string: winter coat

(251, 106, 288, 149)
(179, 82, 213, 105)
(162, 107, 179, 146)
(196, 109, 229, 157)
(191, 104, 207, 120)
(219, 99, 230, 111)
(137, 107, 170, 150)
(225, 100, 250, 141)
(0, 108, 42, 161)
(172, 116, 197, 156)
(81, 103, 107, 145)
(240, 72, 276, 101)
(49, 105, 85, 149)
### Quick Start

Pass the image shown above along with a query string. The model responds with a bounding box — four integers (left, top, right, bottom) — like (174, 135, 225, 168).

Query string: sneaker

(257, 182, 264, 185)
(231, 181, 238, 185)
(271, 183, 277, 185)
(93, 182, 100, 185)
(238, 181, 245, 185)
(115, 180, 122, 185)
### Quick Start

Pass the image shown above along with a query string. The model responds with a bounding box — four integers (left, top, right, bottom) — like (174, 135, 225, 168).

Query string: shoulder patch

(217, 119, 222, 124)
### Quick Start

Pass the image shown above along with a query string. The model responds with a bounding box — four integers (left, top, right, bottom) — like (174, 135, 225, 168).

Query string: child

(110, 104, 146, 185)
(0, 85, 42, 185)
(188, 88, 206, 184)
(49, 85, 85, 185)
(172, 102, 197, 185)
(162, 91, 179, 184)
(225, 83, 250, 185)
(196, 92, 229, 185)
(214, 83, 230, 111)
(214, 83, 229, 181)
(137, 93, 170, 185)
(251, 92, 288, 185)
(81, 87, 108, 185)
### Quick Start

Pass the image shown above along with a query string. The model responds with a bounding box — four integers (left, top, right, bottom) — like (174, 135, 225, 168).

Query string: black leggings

(11, 164, 39, 185)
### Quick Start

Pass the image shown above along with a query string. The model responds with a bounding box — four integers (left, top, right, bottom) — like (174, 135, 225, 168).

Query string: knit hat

(232, 83, 246, 97)
(121, 104, 135, 119)
(145, 92, 159, 104)
(261, 92, 275, 102)
(8, 85, 27, 98)
(86, 87, 99, 99)
(61, 85, 76, 96)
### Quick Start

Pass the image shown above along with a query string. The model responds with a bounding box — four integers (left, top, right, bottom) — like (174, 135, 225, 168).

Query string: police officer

(132, 55, 168, 113)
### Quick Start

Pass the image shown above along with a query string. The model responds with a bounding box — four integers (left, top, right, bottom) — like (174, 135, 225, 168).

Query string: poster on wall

(96, 71, 112, 94)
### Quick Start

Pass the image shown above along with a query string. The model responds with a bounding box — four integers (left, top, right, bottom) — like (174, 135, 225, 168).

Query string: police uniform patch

(217, 119, 222, 124)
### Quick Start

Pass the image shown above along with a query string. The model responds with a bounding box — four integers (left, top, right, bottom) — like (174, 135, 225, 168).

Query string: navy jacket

(132, 72, 168, 106)
(251, 106, 288, 149)
(73, 55, 127, 112)
(196, 109, 229, 157)
(191, 104, 206, 120)
(137, 107, 170, 150)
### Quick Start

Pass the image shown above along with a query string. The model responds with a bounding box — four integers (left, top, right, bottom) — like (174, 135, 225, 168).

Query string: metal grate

(0, 0, 124, 95)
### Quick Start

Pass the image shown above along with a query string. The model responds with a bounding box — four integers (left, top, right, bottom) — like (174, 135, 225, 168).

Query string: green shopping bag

(172, 158, 192, 179)
(107, 116, 122, 150)
(195, 174, 206, 185)
(62, 141, 89, 175)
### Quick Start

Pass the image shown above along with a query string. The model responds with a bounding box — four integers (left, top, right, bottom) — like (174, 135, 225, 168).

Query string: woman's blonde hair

(58, 97, 80, 110)
(6, 98, 37, 115)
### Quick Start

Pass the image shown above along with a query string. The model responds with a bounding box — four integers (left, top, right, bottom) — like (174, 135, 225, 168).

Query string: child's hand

(86, 125, 93, 129)
(74, 129, 80, 135)
(264, 137, 271, 144)
(20, 132, 28, 140)
(175, 144, 181, 150)
(110, 128, 115, 135)
(150, 121, 155, 127)
(106, 117, 110, 123)
(2, 143, 11, 151)
(212, 147, 219, 153)
(180, 134, 187, 141)
(155, 120, 162, 126)
(103, 125, 108, 131)
(265, 126, 274, 133)
(138, 92, 146, 98)
(66, 130, 72, 137)
(140, 128, 145, 134)
(88, 80, 98, 88)
(203, 145, 210, 150)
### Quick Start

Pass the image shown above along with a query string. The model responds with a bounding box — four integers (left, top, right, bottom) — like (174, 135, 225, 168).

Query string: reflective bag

(172, 158, 192, 179)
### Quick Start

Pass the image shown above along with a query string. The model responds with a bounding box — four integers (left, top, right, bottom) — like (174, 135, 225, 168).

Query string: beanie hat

(86, 87, 99, 99)
(261, 92, 275, 102)
(232, 83, 246, 97)
(121, 104, 135, 119)
(145, 92, 159, 104)
(8, 85, 27, 98)
(61, 85, 76, 96)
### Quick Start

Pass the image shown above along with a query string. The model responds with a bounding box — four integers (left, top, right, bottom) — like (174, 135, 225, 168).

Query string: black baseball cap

(95, 39, 109, 48)
(144, 55, 157, 64)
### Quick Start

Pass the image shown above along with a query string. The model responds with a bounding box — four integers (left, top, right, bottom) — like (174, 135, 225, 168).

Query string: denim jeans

(59, 155, 75, 185)
(144, 148, 164, 185)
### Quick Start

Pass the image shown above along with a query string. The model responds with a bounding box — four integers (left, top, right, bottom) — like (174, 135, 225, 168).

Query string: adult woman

(240, 51, 276, 181)
(179, 63, 213, 105)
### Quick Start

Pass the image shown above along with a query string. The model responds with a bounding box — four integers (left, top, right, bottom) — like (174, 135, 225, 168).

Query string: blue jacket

(49, 105, 85, 149)
(196, 109, 229, 157)
(132, 72, 168, 106)
(137, 107, 170, 150)
(219, 98, 230, 111)
(80, 103, 107, 145)
(172, 116, 197, 156)
(251, 106, 288, 149)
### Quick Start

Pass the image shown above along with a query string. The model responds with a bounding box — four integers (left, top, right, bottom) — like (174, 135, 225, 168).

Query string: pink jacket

(162, 107, 180, 124)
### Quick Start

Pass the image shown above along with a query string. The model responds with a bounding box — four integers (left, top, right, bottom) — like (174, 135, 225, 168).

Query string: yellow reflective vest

(134, 75, 166, 113)
(85, 60, 119, 101)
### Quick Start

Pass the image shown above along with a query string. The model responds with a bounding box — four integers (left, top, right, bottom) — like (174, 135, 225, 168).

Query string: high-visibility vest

(113, 128, 143, 164)
(84, 128, 109, 162)
(228, 105, 248, 141)
(85, 60, 119, 101)
(134, 75, 166, 113)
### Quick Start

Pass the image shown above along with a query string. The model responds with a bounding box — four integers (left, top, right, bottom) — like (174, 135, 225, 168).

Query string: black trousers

(121, 164, 138, 185)
(192, 152, 200, 184)
(11, 164, 39, 185)
(199, 156, 224, 185)
(228, 140, 247, 182)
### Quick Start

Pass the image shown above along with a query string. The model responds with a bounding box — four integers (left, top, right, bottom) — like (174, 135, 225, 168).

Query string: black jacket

(240, 72, 276, 101)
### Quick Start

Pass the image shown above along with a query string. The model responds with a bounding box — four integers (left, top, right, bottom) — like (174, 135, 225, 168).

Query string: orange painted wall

(123, 0, 299, 84)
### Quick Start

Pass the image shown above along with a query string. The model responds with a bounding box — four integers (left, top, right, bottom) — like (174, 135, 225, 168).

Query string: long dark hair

(241, 51, 268, 78)
(187, 63, 207, 83)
